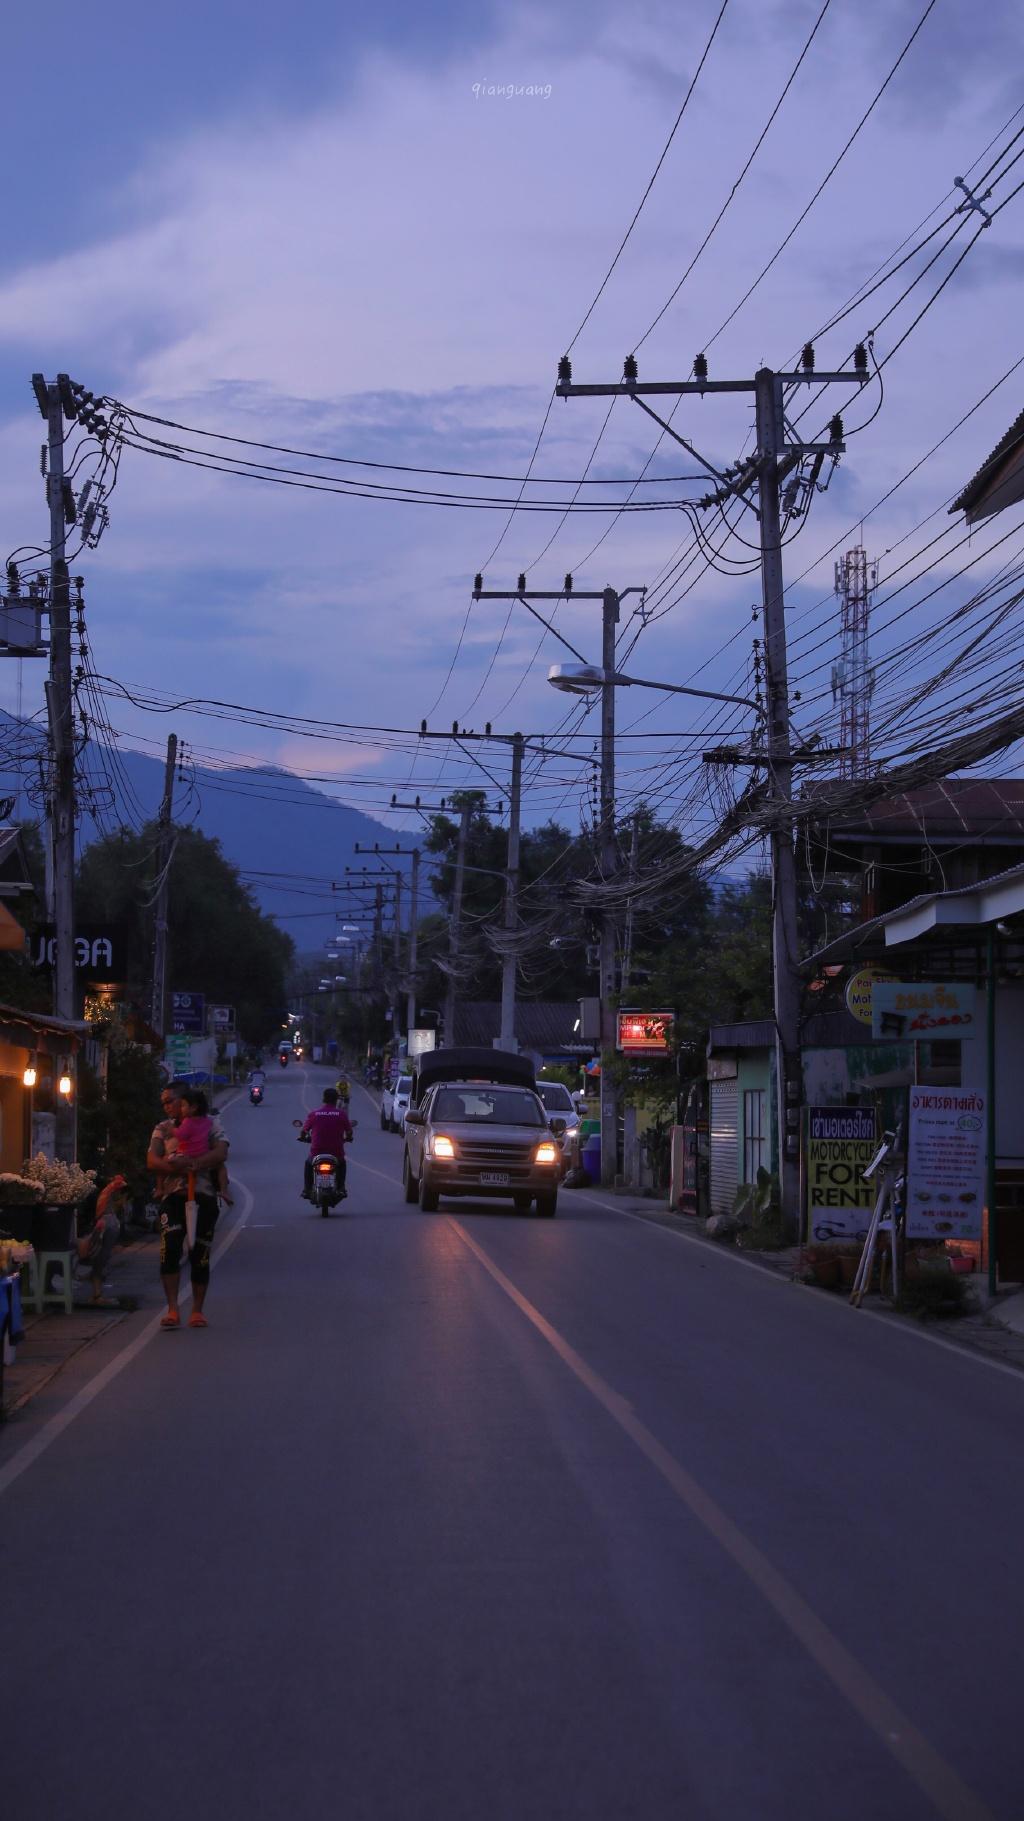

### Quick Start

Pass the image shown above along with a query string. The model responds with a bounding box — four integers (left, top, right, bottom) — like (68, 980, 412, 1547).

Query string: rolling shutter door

(710, 1078, 738, 1216)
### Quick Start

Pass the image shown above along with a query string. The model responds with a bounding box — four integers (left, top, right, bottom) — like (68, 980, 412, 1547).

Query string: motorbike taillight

(317, 1162, 333, 1173)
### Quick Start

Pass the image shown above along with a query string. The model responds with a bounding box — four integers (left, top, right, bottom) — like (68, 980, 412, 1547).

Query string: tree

(77, 824, 293, 1044)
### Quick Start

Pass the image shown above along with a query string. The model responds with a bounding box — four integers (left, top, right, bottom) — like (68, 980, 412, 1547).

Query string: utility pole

(150, 732, 178, 1038)
(38, 376, 77, 1161)
(356, 843, 422, 1040)
(446, 801, 472, 1046)
(555, 348, 868, 1221)
(498, 732, 524, 1052)
(621, 812, 640, 994)
(472, 578, 644, 1186)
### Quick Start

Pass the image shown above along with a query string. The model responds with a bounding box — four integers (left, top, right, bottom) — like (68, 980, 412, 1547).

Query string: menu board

(906, 1087, 985, 1240)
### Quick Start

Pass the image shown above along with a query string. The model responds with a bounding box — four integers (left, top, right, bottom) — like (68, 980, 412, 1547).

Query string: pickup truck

(402, 1047, 566, 1217)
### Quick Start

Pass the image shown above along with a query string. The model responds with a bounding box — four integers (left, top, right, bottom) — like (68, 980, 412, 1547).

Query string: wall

(736, 1053, 772, 1183)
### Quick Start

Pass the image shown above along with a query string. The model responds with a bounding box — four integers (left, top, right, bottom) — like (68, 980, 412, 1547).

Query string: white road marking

(573, 1188, 1024, 1386)
(0, 1175, 254, 1499)
(448, 1214, 994, 1821)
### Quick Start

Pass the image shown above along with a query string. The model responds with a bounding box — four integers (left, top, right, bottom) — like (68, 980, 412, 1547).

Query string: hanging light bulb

(23, 1064, 37, 1088)
(58, 1072, 73, 1098)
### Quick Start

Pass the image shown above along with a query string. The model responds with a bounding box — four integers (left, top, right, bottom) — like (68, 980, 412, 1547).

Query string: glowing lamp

(23, 1065, 37, 1088)
(58, 1073, 73, 1097)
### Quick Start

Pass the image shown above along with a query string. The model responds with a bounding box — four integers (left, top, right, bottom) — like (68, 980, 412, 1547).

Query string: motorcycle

(249, 1084, 264, 1106)
(278, 1052, 289, 1068)
(294, 1117, 355, 1217)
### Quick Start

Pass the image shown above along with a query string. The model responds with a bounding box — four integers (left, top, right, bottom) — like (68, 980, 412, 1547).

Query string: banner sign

(872, 982, 977, 1042)
(907, 1087, 985, 1240)
(170, 991, 206, 1034)
(209, 1004, 235, 1032)
(806, 1106, 878, 1240)
(408, 1029, 437, 1057)
(31, 926, 123, 976)
(616, 1009, 674, 1055)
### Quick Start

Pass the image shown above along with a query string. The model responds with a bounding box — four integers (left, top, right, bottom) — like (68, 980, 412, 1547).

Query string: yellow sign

(845, 966, 897, 1026)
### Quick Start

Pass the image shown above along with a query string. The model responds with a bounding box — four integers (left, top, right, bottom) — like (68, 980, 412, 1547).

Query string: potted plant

(0, 1172, 45, 1243)
(21, 1154, 97, 1250)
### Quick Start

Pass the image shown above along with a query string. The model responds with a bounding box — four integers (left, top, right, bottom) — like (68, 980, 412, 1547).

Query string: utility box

(578, 997, 602, 1042)
(0, 597, 46, 655)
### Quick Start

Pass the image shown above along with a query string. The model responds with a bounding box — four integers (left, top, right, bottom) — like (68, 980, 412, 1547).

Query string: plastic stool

(21, 1250, 76, 1315)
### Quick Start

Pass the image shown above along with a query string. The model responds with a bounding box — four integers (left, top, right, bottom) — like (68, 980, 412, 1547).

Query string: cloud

(0, 0, 1022, 833)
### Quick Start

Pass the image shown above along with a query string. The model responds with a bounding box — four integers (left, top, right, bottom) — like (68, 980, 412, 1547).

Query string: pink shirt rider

(301, 1104, 353, 1161)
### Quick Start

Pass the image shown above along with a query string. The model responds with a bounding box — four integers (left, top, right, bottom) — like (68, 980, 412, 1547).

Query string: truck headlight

(535, 1141, 559, 1165)
(432, 1135, 456, 1159)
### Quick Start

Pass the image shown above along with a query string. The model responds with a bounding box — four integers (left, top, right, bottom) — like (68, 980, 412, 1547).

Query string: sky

(1, 0, 1023, 849)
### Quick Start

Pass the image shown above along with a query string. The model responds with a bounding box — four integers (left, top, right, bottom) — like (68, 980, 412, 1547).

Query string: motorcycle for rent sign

(806, 1106, 878, 1240)
(906, 1087, 985, 1240)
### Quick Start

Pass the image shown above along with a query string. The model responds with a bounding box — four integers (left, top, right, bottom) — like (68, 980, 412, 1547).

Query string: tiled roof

(808, 777, 1024, 841)
(950, 406, 1024, 516)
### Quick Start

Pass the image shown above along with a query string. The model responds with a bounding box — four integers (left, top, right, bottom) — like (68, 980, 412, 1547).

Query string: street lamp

(547, 663, 760, 712)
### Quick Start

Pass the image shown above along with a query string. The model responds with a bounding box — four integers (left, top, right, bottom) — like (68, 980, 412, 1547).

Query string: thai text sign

(872, 982, 976, 1041)
(907, 1087, 985, 1240)
(806, 1106, 877, 1240)
(616, 1009, 674, 1055)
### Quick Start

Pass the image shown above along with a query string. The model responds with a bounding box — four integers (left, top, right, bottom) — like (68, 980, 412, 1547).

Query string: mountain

(0, 714, 416, 946)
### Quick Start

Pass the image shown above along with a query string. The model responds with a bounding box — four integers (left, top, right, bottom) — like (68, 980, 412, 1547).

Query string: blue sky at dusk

(1, 0, 1023, 832)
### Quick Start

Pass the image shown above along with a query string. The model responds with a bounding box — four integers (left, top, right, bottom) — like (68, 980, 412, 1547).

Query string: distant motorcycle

(249, 1084, 264, 1106)
(278, 1053, 289, 1068)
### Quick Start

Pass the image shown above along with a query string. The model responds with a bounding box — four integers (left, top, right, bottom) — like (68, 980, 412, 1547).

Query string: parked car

(535, 1080, 581, 1175)
(402, 1047, 565, 1217)
(381, 1073, 413, 1133)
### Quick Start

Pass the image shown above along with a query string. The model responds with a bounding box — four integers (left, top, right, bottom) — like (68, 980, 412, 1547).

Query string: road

(2, 1064, 1022, 1820)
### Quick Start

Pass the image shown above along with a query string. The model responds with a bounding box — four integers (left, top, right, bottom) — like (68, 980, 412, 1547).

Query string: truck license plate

(480, 1171, 510, 1187)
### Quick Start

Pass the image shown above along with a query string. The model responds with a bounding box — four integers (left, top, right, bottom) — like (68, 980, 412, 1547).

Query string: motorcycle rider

(299, 1086, 354, 1200)
(247, 1064, 267, 1094)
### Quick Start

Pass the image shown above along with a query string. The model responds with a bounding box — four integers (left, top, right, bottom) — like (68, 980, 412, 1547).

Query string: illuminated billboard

(616, 1009, 674, 1056)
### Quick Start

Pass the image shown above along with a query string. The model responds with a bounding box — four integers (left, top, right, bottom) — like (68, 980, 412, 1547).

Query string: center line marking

(447, 1214, 993, 1821)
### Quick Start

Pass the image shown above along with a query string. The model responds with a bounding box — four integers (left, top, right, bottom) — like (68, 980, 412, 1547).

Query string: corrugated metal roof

(950, 406, 1024, 517)
(811, 776, 1024, 841)
(453, 1001, 582, 1051)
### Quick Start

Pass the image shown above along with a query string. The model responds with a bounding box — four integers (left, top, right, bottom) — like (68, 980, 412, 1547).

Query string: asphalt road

(3, 1064, 1022, 1820)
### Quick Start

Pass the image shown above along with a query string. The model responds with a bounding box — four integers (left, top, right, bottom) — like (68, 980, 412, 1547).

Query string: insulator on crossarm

(828, 414, 844, 445)
(517, 573, 526, 594)
(623, 353, 638, 383)
(801, 343, 815, 372)
(473, 573, 482, 593)
(854, 342, 869, 374)
(564, 573, 573, 594)
(693, 353, 708, 381)
(557, 355, 572, 388)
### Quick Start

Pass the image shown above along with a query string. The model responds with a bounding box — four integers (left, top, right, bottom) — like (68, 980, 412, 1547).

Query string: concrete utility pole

(356, 843, 422, 1041)
(498, 732, 524, 1053)
(555, 349, 868, 1222)
(472, 579, 644, 1186)
(621, 812, 640, 995)
(39, 377, 77, 1162)
(150, 732, 178, 1038)
(445, 801, 472, 1046)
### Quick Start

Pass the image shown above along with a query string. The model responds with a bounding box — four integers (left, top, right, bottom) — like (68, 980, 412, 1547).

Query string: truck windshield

(432, 1088, 545, 1126)
(537, 1083, 574, 1112)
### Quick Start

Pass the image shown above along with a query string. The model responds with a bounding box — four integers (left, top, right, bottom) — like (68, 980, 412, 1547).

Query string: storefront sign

(907, 1087, 985, 1240)
(407, 1029, 437, 1057)
(845, 967, 897, 1026)
(31, 926, 123, 975)
(806, 1106, 878, 1240)
(872, 982, 976, 1041)
(616, 1009, 674, 1055)
(209, 1003, 235, 1032)
(170, 991, 206, 1034)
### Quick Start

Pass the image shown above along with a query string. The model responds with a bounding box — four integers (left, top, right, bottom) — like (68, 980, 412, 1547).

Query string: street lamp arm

(612, 671, 759, 711)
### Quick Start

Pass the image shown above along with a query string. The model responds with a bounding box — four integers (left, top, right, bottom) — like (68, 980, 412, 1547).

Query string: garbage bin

(581, 1134, 601, 1184)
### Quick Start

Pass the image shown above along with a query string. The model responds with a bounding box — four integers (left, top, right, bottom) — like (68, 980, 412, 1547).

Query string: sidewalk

(1, 1227, 161, 1420)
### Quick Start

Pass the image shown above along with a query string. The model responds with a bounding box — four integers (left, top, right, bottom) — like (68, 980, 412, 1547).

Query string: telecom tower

(831, 546, 876, 777)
